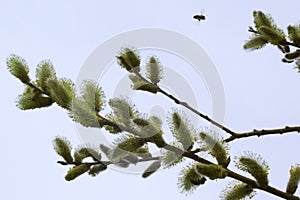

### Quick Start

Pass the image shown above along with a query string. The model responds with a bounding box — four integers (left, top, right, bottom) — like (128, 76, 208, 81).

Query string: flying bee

(193, 14, 206, 21)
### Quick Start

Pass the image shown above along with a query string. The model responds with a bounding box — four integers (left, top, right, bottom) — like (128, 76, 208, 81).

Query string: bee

(193, 14, 206, 21)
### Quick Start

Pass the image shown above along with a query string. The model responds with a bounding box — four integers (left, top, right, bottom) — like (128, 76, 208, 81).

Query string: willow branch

(134, 72, 237, 136)
(57, 156, 161, 166)
(173, 146, 300, 200)
(225, 126, 300, 142)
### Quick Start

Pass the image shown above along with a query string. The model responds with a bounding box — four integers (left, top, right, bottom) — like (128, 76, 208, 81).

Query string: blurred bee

(193, 14, 206, 21)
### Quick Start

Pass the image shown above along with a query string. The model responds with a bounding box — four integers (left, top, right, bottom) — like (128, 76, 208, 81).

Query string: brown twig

(225, 126, 300, 142)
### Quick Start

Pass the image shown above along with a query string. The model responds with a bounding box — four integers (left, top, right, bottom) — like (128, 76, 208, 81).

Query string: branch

(174, 146, 300, 200)
(286, 41, 300, 49)
(57, 156, 161, 166)
(134, 72, 237, 136)
(225, 126, 300, 142)
(226, 169, 300, 200)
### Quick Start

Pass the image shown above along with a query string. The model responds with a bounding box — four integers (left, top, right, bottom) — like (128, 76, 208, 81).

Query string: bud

(128, 74, 159, 93)
(7, 54, 31, 84)
(88, 164, 107, 177)
(253, 11, 273, 29)
(285, 50, 300, 60)
(146, 56, 163, 84)
(235, 152, 269, 187)
(74, 146, 101, 163)
(161, 149, 183, 168)
(286, 164, 300, 194)
(243, 35, 268, 50)
(117, 48, 140, 73)
(142, 161, 161, 178)
(133, 118, 150, 127)
(146, 130, 166, 148)
(200, 132, 229, 167)
(17, 87, 54, 110)
(53, 136, 73, 163)
(221, 182, 255, 200)
(170, 111, 194, 150)
(65, 164, 91, 181)
(123, 154, 139, 164)
(259, 26, 286, 45)
(178, 164, 205, 193)
(287, 25, 300, 44)
(136, 147, 152, 159)
(116, 136, 146, 153)
(282, 58, 294, 63)
(195, 163, 227, 180)
(47, 78, 74, 110)
(36, 59, 57, 93)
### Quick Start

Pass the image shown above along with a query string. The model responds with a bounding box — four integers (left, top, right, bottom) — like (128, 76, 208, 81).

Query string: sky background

(1, 0, 300, 199)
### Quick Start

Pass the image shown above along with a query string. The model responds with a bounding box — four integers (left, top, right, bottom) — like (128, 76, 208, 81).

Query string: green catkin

(146, 56, 163, 84)
(65, 164, 91, 181)
(286, 164, 300, 194)
(221, 183, 254, 200)
(235, 153, 269, 187)
(53, 137, 73, 163)
(88, 164, 107, 177)
(117, 48, 141, 73)
(7, 54, 31, 84)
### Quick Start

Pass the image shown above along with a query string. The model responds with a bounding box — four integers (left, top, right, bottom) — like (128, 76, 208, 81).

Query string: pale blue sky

(1, 0, 300, 199)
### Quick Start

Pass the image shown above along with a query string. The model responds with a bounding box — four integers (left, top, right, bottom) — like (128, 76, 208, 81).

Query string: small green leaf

(7, 54, 31, 84)
(53, 136, 73, 163)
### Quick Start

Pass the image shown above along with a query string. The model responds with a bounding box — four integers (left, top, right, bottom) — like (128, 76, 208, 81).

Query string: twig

(57, 156, 161, 166)
(175, 146, 300, 200)
(286, 41, 300, 49)
(134, 72, 237, 136)
(224, 126, 300, 142)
